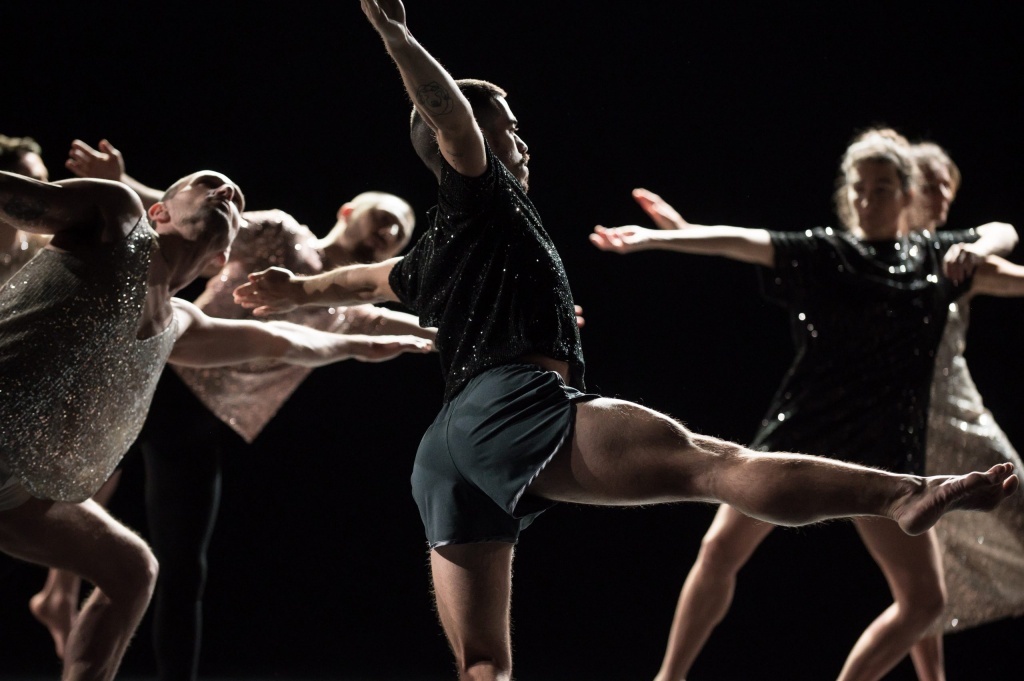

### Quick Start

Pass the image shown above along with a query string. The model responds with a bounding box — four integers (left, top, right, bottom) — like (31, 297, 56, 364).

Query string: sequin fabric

(751, 227, 977, 473)
(172, 210, 376, 442)
(925, 299, 1024, 633)
(389, 144, 584, 402)
(0, 230, 49, 286)
(0, 219, 175, 501)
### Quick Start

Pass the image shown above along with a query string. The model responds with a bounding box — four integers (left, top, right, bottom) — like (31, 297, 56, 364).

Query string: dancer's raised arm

(360, 0, 486, 178)
(65, 139, 165, 208)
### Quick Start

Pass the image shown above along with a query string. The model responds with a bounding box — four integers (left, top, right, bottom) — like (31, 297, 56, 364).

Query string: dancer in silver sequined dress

(911, 142, 1024, 639)
(0, 168, 431, 681)
(61, 138, 434, 681)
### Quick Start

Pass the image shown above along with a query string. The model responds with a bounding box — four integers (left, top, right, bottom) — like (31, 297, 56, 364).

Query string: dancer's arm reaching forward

(169, 297, 430, 367)
(590, 187, 774, 266)
(969, 254, 1024, 297)
(233, 259, 400, 316)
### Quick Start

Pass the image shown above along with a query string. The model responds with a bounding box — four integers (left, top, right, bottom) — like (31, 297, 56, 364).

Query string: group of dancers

(2, 2, 1023, 680)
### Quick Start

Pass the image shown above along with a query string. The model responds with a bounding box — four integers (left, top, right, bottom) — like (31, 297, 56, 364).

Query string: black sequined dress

(751, 227, 976, 473)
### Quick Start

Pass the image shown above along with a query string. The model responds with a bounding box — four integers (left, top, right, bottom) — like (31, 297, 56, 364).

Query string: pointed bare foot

(896, 462, 1019, 536)
(29, 589, 77, 660)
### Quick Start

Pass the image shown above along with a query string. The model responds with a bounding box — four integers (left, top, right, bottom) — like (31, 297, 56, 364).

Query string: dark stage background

(3, 2, 1023, 679)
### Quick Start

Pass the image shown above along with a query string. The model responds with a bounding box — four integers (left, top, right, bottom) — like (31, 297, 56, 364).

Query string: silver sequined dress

(926, 298, 1024, 632)
(0, 219, 176, 502)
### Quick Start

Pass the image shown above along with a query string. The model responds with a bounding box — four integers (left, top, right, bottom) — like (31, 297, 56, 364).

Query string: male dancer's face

(338, 197, 414, 263)
(481, 96, 531, 192)
(155, 171, 245, 267)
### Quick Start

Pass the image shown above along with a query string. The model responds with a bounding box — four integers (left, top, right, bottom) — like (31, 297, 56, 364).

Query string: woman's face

(846, 159, 910, 238)
(917, 161, 955, 230)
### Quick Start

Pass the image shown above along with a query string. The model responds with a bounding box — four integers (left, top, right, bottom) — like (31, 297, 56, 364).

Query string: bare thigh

(528, 397, 736, 505)
(0, 497, 154, 593)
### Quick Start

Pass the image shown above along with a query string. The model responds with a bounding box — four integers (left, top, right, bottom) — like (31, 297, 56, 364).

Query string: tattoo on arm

(416, 82, 454, 116)
(1, 195, 46, 222)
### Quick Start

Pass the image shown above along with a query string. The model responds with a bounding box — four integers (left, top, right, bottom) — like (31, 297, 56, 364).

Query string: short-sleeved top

(751, 226, 977, 474)
(389, 144, 585, 402)
(173, 210, 385, 443)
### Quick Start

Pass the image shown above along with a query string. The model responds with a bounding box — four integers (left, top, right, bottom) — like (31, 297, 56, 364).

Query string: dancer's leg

(909, 634, 945, 681)
(836, 520, 945, 681)
(29, 470, 122, 660)
(141, 370, 226, 681)
(527, 399, 1017, 532)
(655, 504, 774, 681)
(430, 542, 514, 681)
(0, 497, 158, 681)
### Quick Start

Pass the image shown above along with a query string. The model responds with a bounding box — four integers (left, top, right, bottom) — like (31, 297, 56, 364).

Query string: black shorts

(411, 363, 598, 548)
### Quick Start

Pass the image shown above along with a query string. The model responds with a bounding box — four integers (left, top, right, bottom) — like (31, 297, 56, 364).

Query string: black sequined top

(751, 227, 977, 474)
(389, 144, 584, 402)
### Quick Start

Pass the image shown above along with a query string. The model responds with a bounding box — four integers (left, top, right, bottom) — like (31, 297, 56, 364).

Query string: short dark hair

(0, 134, 42, 173)
(409, 78, 508, 179)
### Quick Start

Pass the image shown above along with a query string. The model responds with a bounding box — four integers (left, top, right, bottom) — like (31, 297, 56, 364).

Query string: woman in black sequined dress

(592, 131, 1018, 681)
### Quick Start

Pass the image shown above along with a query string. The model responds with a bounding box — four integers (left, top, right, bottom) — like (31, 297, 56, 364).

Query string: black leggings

(136, 368, 242, 681)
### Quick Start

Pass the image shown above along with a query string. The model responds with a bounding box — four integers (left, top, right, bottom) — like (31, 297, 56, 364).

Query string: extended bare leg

(430, 542, 514, 681)
(0, 496, 158, 681)
(654, 504, 774, 681)
(29, 471, 122, 659)
(836, 519, 946, 681)
(528, 399, 1017, 533)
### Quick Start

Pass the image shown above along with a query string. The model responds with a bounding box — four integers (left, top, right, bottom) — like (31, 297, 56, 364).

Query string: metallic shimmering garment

(0, 219, 175, 501)
(0, 230, 49, 286)
(926, 299, 1024, 632)
(172, 210, 378, 443)
(752, 228, 976, 473)
(389, 144, 584, 402)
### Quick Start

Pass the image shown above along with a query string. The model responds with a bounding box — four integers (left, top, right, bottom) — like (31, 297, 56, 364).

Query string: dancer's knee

(899, 582, 946, 630)
(697, 529, 753, 576)
(101, 538, 158, 607)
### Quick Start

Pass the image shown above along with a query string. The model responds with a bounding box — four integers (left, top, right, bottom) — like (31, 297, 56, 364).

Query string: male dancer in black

(234, 2, 1019, 678)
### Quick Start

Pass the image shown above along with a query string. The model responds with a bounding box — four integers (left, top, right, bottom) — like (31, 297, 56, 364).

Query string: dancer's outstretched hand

(361, 0, 408, 40)
(234, 267, 303, 316)
(574, 304, 585, 328)
(589, 224, 660, 254)
(65, 139, 124, 181)
(632, 188, 691, 231)
(943, 242, 984, 286)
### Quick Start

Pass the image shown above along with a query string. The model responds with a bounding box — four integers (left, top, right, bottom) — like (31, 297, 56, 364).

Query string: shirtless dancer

(233, 2, 1018, 678)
